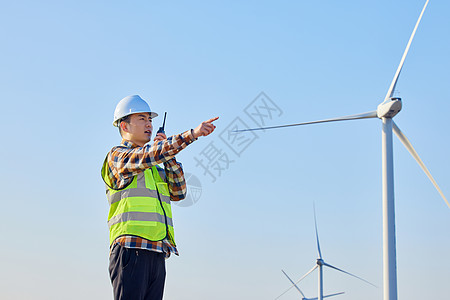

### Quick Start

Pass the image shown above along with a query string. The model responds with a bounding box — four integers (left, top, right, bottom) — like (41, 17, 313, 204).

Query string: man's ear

(120, 121, 129, 133)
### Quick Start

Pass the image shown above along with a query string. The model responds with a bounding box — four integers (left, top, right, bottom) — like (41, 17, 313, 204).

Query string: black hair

(118, 115, 131, 136)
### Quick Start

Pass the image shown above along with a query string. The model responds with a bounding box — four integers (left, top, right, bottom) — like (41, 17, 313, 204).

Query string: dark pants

(109, 244, 166, 300)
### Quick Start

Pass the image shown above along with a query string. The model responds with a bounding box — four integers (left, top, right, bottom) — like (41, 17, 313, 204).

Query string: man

(101, 95, 218, 300)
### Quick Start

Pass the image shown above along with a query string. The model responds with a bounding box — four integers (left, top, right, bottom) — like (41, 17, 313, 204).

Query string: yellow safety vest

(101, 157, 176, 246)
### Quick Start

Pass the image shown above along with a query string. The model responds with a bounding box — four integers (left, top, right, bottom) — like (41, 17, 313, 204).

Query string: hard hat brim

(113, 111, 159, 127)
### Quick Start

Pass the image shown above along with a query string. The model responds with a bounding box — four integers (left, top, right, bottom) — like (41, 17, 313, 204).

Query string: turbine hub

(317, 258, 324, 266)
(377, 97, 402, 118)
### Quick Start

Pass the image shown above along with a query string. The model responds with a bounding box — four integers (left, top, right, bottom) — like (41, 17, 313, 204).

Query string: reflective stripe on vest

(108, 211, 174, 228)
(107, 189, 171, 205)
(102, 157, 175, 246)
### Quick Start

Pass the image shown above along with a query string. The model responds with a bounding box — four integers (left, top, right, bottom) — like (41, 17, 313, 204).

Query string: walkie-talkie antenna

(162, 112, 167, 129)
(157, 112, 167, 134)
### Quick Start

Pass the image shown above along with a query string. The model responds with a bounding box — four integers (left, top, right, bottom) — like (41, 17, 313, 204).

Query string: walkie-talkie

(156, 112, 167, 134)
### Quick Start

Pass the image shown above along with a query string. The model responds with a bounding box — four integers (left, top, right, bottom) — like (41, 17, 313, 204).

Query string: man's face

(123, 113, 153, 146)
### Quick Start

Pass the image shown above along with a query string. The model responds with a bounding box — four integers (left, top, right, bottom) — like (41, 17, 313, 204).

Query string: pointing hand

(193, 117, 219, 139)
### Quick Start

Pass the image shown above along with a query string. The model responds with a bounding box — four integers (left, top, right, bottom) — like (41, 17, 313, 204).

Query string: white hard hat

(113, 95, 158, 127)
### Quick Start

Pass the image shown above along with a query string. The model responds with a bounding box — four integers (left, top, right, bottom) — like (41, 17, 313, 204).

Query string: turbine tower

(236, 1, 449, 300)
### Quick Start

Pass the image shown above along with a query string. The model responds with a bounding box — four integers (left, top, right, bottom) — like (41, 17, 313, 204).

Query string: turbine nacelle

(377, 97, 402, 119)
(377, 97, 402, 118)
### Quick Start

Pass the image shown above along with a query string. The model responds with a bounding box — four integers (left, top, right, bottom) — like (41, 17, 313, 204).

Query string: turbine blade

(274, 287, 292, 300)
(323, 292, 345, 298)
(313, 203, 322, 259)
(383, 0, 429, 102)
(393, 122, 450, 208)
(296, 264, 319, 284)
(281, 270, 306, 297)
(233, 111, 378, 133)
(323, 262, 377, 287)
(275, 266, 317, 300)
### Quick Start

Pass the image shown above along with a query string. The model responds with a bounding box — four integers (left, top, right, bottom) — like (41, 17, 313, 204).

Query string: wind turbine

(279, 269, 344, 300)
(275, 206, 375, 300)
(235, 1, 449, 300)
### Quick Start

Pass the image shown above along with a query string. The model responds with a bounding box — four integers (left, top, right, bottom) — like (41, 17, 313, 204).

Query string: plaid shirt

(105, 130, 196, 257)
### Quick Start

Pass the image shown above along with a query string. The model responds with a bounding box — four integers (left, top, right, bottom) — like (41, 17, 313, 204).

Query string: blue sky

(0, 1, 449, 299)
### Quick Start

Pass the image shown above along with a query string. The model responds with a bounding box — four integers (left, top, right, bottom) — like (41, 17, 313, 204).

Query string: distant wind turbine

(275, 206, 375, 300)
(236, 1, 448, 300)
